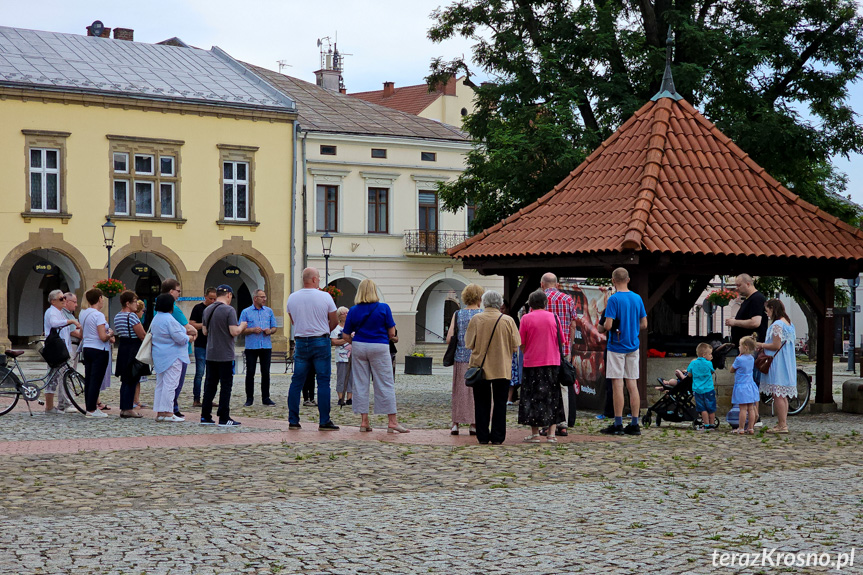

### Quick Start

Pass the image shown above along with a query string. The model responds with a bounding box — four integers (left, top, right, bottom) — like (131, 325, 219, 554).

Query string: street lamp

(321, 231, 333, 287)
(102, 217, 116, 318)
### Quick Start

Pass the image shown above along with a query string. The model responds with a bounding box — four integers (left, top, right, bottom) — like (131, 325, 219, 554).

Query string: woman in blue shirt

(342, 279, 408, 433)
(150, 294, 191, 422)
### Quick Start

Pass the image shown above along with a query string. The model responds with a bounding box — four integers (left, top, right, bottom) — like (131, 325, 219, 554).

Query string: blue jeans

(288, 337, 332, 424)
(193, 347, 207, 401)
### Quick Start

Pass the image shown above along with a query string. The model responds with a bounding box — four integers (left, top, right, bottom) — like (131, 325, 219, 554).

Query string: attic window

(320, 145, 337, 156)
(371, 148, 387, 159)
(421, 151, 437, 162)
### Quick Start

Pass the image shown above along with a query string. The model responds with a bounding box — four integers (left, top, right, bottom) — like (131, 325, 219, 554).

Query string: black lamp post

(102, 217, 116, 317)
(321, 231, 333, 287)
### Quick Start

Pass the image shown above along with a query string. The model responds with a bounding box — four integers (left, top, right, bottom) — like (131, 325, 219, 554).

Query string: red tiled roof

(450, 97, 863, 262)
(350, 83, 442, 116)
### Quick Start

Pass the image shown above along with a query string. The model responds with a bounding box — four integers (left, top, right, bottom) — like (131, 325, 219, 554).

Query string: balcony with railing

(404, 229, 469, 255)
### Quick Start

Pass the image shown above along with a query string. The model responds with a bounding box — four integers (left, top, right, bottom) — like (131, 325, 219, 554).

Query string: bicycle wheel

(788, 369, 811, 415)
(63, 368, 86, 414)
(0, 366, 22, 416)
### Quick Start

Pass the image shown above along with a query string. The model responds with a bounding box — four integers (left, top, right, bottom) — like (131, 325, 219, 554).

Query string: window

(223, 161, 249, 221)
(22, 130, 70, 218)
(320, 145, 337, 156)
(467, 203, 477, 229)
(316, 185, 338, 232)
(371, 148, 387, 159)
(368, 187, 388, 233)
(217, 144, 258, 226)
(29, 148, 60, 213)
(108, 135, 183, 220)
(418, 191, 439, 253)
(421, 151, 437, 162)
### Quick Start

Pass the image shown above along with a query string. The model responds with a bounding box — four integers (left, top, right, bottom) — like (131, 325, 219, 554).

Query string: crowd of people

(38, 266, 798, 440)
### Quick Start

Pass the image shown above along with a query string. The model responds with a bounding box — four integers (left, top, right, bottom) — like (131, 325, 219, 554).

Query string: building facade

(0, 26, 296, 351)
(350, 76, 475, 128)
(251, 66, 502, 356)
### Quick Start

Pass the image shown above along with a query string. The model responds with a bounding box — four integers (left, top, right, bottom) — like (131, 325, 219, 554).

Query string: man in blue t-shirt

(600, 267, 647, 436)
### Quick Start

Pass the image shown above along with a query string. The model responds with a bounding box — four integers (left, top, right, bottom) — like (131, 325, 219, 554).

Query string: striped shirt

(113, 311, 141, 339)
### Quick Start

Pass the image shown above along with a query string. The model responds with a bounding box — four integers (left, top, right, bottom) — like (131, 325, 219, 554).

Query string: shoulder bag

(126, 313, 152, 379)
(754, 339, 786, 374)
(135, 311, 156, 365)
(555, 315, 578, 389)
(442, 310, 459, 367)
(464, 313, 504, 387)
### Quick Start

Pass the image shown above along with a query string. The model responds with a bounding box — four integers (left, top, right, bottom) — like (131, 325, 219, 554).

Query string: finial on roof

(651, 26, 682, 101)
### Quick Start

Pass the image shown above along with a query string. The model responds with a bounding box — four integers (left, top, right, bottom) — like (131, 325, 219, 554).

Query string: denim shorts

(694, 390, 717, 414)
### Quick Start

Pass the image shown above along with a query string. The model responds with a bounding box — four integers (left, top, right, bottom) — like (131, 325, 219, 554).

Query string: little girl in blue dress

(729, 335, 760, 434)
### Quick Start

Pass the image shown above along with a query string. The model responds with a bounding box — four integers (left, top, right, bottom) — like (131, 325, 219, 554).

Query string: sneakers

(200, 417, 216, 425)
(219, 419, 242, 427)
(345, 398, 352, 406)
(45, 407, 65, 415)
(595, 414, 608, 420)
(243, 400, 253, 407)
(319, 421, 340, 431)
(65, 406, 80, 413)
(623, 423, 641, 436)
(600, 424, 624, 435)
(288, 423, 302, 430)
(167, 414, 185, 422)
(173, 411, 184, 418)
(262, 399, 276, 406)
(85, 410, 108, 418)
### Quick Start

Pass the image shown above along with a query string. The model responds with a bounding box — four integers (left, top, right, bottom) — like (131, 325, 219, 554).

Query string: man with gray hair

(240, 289, 278, 406)
(43, 289, 80, 414)
(540, 272, 577, 436)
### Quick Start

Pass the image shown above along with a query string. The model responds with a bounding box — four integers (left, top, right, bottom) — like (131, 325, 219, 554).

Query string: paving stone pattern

(0, 368, 861, 574)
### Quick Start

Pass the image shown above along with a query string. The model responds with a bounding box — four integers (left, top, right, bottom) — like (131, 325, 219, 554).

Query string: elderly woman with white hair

(465, 290, 521, 444)
(331, 306, 353, 407)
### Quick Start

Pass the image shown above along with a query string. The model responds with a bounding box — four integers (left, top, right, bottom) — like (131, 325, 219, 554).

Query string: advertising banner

(565, 283, 610, 411)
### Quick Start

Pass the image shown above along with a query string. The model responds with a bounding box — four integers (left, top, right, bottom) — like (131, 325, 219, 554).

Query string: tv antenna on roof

(277, 60, 292, 73)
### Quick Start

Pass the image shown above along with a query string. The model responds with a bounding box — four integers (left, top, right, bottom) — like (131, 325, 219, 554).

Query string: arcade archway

(112, 253, 180, 327)
(414, 278, 467, 343)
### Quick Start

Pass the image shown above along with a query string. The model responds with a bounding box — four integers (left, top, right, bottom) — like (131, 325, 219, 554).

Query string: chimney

(113, 28, 134, 41)
(86, 25, 111, 38)
(315, 69, 342, 92)
(383, 81, 395, 97)
(339, 88, 347, 95)
(443, 76, 457, 96)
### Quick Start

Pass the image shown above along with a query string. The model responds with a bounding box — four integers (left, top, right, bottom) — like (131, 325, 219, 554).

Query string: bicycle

(0, 347, 86, 416)
(760, 368, 811, 416)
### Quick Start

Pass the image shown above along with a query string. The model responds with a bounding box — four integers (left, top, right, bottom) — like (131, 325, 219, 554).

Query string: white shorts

(606, 350, 640, 380)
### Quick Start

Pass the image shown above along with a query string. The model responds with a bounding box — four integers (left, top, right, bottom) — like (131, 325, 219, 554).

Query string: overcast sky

(3, 0, 862, 204)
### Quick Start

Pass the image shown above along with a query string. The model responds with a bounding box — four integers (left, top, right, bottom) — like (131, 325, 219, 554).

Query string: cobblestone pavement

(1, 366, 861, 574)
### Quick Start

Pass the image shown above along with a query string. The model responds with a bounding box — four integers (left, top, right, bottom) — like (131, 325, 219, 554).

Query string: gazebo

(449, 50, 863, 410)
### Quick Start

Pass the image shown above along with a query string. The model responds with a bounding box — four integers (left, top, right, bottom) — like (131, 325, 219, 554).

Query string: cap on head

(216, 284, 233, 296)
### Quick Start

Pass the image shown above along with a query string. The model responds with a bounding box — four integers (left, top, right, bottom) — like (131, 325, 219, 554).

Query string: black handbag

(464, 313, 503, 388)
(555, 316, 577, 388)
(443, 310, 459, 367)
(41, 327, 71, 368)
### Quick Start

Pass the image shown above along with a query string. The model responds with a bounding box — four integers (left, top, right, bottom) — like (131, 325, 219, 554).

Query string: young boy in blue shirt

(600, 267, 647, 436)
(661, 342, 717, 430)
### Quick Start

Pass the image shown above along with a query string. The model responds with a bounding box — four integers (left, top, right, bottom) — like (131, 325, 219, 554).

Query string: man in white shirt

(285, 267, 338, 431)
(43, 289, 80, 414)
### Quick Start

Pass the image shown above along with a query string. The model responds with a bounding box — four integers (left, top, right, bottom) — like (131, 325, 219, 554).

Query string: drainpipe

(290, 122, 300, 342)
(301, 130, 309, 273)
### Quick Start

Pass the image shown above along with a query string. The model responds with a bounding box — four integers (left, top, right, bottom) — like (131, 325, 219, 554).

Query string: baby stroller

(642, 371, 699, 429)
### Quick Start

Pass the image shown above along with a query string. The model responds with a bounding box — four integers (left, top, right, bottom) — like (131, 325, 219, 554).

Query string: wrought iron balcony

(404, 229, 469, 255)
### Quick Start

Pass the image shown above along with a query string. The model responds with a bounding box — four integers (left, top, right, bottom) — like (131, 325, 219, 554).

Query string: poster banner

(564, 283, 610, 411)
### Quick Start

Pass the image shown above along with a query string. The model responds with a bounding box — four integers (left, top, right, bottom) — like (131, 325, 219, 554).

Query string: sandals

(359, 425, 374, 432)
(120, 411, 143, 419)
(773, 426, 790, 434)
(387, 424, 410, 434)
(523, 434, 542, 443)
(547, 436, 558, 443)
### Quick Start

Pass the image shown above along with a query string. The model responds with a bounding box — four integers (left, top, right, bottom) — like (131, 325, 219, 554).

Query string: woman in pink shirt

(518, 289, 566, 443)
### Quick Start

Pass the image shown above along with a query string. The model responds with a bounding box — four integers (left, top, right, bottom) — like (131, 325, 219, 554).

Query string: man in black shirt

(726, 274, 768, 345)
(188, 287, 217, 407)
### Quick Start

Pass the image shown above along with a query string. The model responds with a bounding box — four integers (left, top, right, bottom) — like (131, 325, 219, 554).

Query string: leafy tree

(427, 0, 863, 233)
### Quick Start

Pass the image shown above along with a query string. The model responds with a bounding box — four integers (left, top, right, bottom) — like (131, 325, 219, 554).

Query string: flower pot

(404, 355, 433, 375)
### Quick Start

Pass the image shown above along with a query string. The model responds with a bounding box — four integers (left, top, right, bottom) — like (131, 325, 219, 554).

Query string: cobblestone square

(1, 367, 861, 574)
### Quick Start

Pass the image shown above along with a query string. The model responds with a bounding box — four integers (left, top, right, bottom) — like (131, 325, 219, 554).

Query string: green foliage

(427, 0, 863, 231)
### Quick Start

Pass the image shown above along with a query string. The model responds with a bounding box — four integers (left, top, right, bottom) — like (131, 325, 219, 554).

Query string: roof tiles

(450, 97, 863, 262)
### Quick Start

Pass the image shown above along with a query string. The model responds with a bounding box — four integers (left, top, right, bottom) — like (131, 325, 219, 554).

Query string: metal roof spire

(652, 26, 682, 101)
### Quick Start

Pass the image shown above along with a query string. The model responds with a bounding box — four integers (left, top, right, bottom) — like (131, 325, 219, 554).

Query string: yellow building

(350, 76, 475, 128)
(0, 26, 296, 351)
